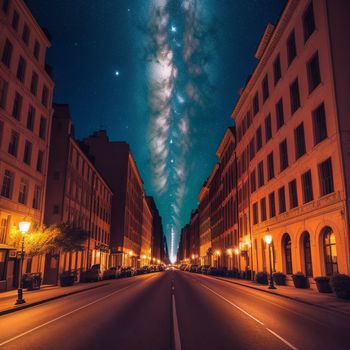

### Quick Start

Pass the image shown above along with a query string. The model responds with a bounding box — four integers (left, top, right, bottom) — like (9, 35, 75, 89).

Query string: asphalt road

(0, 270, 349, 350)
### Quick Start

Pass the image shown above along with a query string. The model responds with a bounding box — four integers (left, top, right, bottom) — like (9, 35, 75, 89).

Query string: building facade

(189, 209, 200, 264)
(44, 105, 112, 283)
(232, 0, 350, 279)
(198, 181, 211, 266)
(141, 195, 152, 267)
(0, 0, 53, 291)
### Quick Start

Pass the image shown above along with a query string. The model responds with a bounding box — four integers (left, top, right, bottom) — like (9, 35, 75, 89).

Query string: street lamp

(264, 232, 276, 289)
(16, 219, 31, 305)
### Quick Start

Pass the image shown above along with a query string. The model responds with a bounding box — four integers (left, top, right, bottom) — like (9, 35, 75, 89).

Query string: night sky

(26, 0, 285, 262)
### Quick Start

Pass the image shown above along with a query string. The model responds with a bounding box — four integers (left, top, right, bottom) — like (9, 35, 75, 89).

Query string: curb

(0, 282, 110, 317)
(212, 276, 350, 318)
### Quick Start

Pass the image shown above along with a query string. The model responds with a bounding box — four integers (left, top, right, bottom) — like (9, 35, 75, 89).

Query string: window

(279, 139, 288, 172)
(267, 152, 274, 180)
(302, 170, 313, 203)
(250, 169, 256, 193)
(1, 170, 13, 198)
(313, 103, 327, 145)
(12, 10, 19, 31)
(22, 24, 30, 45)
(287, 30, 297, 66)
(252, 202, 258, 225)
(27, 105, 35, 131)
(283, 234, 293, 274)
(258, 161, 264, 188)
(290, 78, 300, 114)
(0, 77, 8, 109)
(18, 179, 28, 205)
(253, 92, 259, 116)
(303, 1, 315, 42)
(39, 117, 47, 139)
(269, 192, 276, 218)
(273, 54, 282, 85)
(278, 186, 286, 213)
(34, 41, 40, 60)
(262, 75, 269, 102)
(2, 0, 9, 13)
(16, 56, 26, 82)
(256, 126, 262, 151)
(32, 185, 41, 209)
(307, 52, 321, 93)
(12, 92, 22, 120)
(275, 98, 284, 130)
(30, 71, 38, 96)
(0, 218, 8, 245)
(8, 130, 19, 157)
(289, 179, 298, 209)
(36, 150, 44, 172)
(303, 232, 313, 277)
(23, 140, 32, 165)
(294, 123, 306, 159)
(249, 137, 255, 161)
(319, 158, 334, 196)
(2, 39, 13, 67)
(53, 205, 59, 214)
(323, 227, 338, 276)
(41, 85, 49, 107)
(265, 114, 272, 142)
(260, 198, 267, 221)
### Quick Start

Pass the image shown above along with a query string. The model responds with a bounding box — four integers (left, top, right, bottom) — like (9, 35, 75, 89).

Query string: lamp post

(16, 220, 31, 305)
(264, 232, 276, 289)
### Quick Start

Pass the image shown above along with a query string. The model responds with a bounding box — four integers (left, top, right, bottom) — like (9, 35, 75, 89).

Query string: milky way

(147, 0, 215, 262)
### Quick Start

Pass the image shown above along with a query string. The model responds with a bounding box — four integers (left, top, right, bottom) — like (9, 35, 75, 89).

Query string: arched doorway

(282, 233, 293, 274)
(302, 232, 313, 277)
(323, 227, 338, 276)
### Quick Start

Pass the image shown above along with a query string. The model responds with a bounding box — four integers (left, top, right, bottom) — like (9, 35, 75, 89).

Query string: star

(171, 25, 177, 33)
(115, 71, 120, 76)
(127, 8, 130, 12)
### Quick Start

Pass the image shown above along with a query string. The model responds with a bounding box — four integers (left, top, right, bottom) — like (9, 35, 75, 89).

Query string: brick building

(44, 105, 112, 283)
(198, 181, 211, 266)
(0, 0, 53, 290)
(141, 195, 152, 266)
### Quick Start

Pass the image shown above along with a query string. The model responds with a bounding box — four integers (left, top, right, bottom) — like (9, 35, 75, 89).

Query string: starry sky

(26, 0, 285, 262)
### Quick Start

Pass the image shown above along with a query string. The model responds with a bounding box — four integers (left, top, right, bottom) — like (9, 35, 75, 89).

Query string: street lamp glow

(227, 249, 232, 255)
(264, 234, 272, 245)
(215, 250, 221, 256)
(142, 255, 147, 259)
(19, 220, 31, 234)
(234, 248, 239, 255)
(129, 250, 133, 257)
(191, 254, 195, 259)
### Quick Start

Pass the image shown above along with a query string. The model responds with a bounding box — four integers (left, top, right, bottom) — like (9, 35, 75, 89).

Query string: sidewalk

(214, 276, 350, 317)
(0, 281, 109, 316)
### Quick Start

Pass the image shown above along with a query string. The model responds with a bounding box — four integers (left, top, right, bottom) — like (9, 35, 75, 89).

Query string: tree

(51, 223, 88, 252)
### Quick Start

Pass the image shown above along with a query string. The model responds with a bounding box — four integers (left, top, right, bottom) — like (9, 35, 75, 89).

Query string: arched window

(283, 234, 293, 274)
(302, 232, 313, 277)
(323, 227, 338, 276)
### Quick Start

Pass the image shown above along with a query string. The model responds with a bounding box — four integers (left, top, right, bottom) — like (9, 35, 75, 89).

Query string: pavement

(0, 270, 350, 349)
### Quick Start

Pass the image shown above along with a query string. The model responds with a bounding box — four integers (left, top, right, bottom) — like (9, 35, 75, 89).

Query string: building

(44, 104, 112, 283)
(141, 195, 152, 266)
(189, 209, 200, 264)
(146, 196, 164, 263)
(177, 224, 190, 264)
(0, 0, 54, 291)
(232, 0, 350, 280)
(216, 127, 238, 270)
(198, 181, 211, 266)
(83, 131, 144, 268)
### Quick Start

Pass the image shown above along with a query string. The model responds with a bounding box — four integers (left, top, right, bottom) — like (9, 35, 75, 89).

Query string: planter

(331, 274, 350, 300)
(273, 272, 286, 286)
(292, 273, 309, 289)
(314, 276, 332, 293)
(60, 273, 75, 287)
(256, 272, 268, 285)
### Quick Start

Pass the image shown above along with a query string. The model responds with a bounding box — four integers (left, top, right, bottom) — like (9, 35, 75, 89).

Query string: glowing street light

(215, 250, 221, 256)
(16, 219, 31, 305)
(264, 230, 276, 289)
(227, 249, 232, 256)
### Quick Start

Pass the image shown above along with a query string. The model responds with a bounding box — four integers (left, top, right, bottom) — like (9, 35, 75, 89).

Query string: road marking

(266, 328, 298, 350)
(0, 283, 136, 347)
(200, 283, 299, 350)
(200, 283, 264, 325)
(172, 294, 182, 350)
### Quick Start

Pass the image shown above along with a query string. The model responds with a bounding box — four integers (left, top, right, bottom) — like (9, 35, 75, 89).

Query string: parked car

(103, 267, 118, 280)
(201, 265, 210, 274)
(82, 264, 102, 282)
(119, 267, 135, 278)
(189, 265, 199, 273)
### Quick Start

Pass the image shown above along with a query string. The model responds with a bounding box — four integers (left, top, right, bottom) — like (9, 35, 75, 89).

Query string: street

(0, 270, 349, 350)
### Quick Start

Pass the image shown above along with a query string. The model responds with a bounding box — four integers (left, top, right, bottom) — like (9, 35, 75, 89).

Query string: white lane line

(200, 283, 299, 350)
(200, 283, 264, 325)
(0, 283, 136, 347)
(172, 294, 182, 350)
(266, 328, 298, 350)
